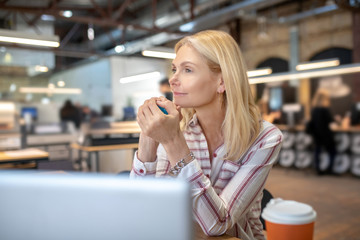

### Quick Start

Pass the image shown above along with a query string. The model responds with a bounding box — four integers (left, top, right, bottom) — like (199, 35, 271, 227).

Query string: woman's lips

(173, 92, 187, 96)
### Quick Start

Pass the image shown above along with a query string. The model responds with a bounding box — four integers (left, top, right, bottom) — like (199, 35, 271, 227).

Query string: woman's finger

(142, 101, 155, 117)
(176, 105, 183, 121)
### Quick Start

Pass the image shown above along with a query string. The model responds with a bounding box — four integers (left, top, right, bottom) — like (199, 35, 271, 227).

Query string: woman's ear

(217, 76, 225, 94)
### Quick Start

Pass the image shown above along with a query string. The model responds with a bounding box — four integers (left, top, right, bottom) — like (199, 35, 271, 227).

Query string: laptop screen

(0, 171, 193, 240)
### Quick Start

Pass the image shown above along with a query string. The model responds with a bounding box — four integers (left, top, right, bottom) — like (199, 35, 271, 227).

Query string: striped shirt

(130, 114, 283, 240)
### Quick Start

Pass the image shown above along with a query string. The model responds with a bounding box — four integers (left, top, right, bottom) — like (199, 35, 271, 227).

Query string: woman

(309, 89, 336, 175)
(131, 30, 283, 240)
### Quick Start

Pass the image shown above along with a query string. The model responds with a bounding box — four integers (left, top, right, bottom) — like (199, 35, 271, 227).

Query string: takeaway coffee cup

(261, 198, 317, 240)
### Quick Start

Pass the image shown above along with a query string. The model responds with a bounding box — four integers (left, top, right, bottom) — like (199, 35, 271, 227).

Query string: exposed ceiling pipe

(278, 4, 339, 23)
(109, 0, 287, 56)
(83, 0, 228, 50)
(179, 0, 286, 32)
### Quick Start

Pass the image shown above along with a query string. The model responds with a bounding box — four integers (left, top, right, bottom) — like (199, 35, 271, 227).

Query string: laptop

(0, 170, 192, 240)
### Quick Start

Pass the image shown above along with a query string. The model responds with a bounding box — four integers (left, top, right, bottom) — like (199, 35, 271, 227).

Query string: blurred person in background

(131, 30, 283, 240)
(308, 89, 336, 175)
(60, 99, 81, 129)
(159, 78, 173, 101)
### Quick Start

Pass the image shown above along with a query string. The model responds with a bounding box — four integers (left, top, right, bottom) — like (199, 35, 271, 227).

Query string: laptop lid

(0, 171, 192, 240)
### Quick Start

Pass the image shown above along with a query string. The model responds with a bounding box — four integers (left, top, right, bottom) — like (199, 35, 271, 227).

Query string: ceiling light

(88, 24, 95, 41)
(247, 68, 272, 77)
(179, 22, 195, 32)
(41, 97, 50, 104)
(4, 53, 12, 63)
(20, 87, 82, 94)
(35, 65, 49, 72)
(115, 45, 125, 53)
(296, 58, 340, 71)
(41, 15, 55, 21)
(57, 81, 65, 87)
(0, 29, 60, 48)
(0, 102, 15, 111)
(25, 93, 33, 101)
(249, 63, 360, 84)
(120, 71, 161, 84)
(142, 49, 176, 59)
(9, 83, 16, 92)
(60, 10, 73, 18)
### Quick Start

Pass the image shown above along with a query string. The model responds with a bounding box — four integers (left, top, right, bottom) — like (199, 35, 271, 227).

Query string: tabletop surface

(194, 225, 241, 240)
(71, 142, 139, 152)
(0, 148, 48, 161)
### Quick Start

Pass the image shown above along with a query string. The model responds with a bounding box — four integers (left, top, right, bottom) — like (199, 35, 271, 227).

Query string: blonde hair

(175, 30, 262, 161)
(312, 89, 330, 107)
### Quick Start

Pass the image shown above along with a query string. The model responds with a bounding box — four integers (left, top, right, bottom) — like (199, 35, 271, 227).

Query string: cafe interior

(0, 0, 359, 239)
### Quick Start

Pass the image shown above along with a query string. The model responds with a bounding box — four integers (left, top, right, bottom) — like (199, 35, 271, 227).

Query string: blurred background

(0, 1, 360, 239)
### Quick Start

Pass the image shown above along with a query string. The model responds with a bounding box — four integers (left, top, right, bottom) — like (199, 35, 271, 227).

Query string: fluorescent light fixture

(179, 22, 195, 32)
(249, 63, 360, 84)
(120, 71, 161, 84)
(296, 58, 340, 71)
(35, 65, 49, 72)
(0, 102, 15, 111)
(247, 68, 272, 77)
(41, 14, 55, 21)
(142, 49, 176, 59)
(0, 29, 60, 48)
(20, 87, 82, 94)
(115, 45, 125, 53)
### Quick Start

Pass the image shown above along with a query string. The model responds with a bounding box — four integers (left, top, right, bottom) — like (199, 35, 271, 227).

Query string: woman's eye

(185, 68, 192, 73)
(171, 68, 176, 73)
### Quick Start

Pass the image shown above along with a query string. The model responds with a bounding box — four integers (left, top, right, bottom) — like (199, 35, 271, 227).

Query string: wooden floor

(265, 166, 360, 240)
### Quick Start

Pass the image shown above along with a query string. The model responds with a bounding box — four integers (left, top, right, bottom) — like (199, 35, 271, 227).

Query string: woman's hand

(137, 97, 181, 144)
(137, 96, 190, 166)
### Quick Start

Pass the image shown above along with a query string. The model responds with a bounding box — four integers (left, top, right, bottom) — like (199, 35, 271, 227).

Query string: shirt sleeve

(177, 126, 283, 236)
(129, 151, 157, 178)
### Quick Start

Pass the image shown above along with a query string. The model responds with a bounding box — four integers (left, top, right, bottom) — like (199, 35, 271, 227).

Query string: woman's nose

(169, 74, 178, 86)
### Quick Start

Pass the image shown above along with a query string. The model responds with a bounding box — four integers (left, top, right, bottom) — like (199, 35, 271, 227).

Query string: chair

(260, 188, 273, 230)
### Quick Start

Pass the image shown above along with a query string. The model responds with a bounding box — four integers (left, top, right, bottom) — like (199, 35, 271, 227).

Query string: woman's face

(169, 45, 222, 109)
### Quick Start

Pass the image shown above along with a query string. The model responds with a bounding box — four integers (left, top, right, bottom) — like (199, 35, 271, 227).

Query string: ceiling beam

(171, 0, 187, 23)
(90, 0, 109, 19)
(108, 0, 113, 17)
(190, 0, 195, 20)
(0, 43, 105, 58)
(152, 0, 157, 28)
(19, 13, 42, 34)
(60, 23, 81, 48)
(113, 0, 135, 21)
(49, 0, 63, 10)
(0, 5, 182, 34)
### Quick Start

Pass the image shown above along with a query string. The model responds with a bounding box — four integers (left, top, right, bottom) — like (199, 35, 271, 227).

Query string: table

(194, 224, 241, 240)
(195, 233, 241, 240)
(0, 148, 49, 168)
(71, 142, 139, 172)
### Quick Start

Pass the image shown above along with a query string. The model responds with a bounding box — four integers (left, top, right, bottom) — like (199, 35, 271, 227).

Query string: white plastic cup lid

(261, 198, 317, 225)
